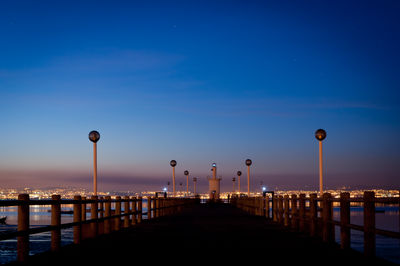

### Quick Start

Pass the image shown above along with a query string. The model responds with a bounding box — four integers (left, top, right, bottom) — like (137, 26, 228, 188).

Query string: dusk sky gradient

(0, 0, 399, 193)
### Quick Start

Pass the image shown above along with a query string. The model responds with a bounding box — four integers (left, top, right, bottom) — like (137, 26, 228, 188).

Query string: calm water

(332, 206, 400, 264)
(1, 203, 399, 264)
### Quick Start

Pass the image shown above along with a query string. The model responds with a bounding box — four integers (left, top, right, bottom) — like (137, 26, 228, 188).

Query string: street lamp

(88, 130, 100, 196)
(184, 170, 189, 195)
(315, 129, 327, 196)
(170, 160, 177, 197)
(232, 177, 236, 193)
(245, 159, 252, 196)
(193, 177, 197, 195)
(237, 171, 242, 194)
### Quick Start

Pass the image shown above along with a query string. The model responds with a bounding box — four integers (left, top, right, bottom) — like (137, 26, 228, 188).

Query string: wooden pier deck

(17, 203, 394, 265)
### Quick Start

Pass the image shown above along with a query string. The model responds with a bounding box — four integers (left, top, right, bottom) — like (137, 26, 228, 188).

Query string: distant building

(208, 163, 221, 200)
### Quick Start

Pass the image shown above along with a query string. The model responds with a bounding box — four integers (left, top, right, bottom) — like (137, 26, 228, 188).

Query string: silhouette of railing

(231, 191, 400, 258)
(0, 194, 198, 262)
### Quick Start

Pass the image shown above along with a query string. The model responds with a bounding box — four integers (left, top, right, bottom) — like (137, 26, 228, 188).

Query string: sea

(0, 203, 399, 264)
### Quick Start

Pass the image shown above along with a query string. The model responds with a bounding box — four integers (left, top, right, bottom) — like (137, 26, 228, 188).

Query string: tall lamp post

(170, 160, 177, 197)
(315, 129, 327, 196)
(232, 177, 236, 193)
(89, 130, 100, 196)
(237, 171, 242, 194)
(184, 170, 189, 195)
(193, 177, 197, 195)
(245, 159, 252, 196)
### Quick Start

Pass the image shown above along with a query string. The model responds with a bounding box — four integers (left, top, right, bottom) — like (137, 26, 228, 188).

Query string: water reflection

(3, 201, 398, 263)
(332, 206, 400, 264)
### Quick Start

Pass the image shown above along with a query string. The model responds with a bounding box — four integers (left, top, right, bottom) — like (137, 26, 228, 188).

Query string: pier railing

(231, 191, 400, 257)
(0, 194, 198, 262)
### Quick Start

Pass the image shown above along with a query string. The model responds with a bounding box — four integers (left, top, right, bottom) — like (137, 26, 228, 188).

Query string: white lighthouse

(208, 163, 221, 200)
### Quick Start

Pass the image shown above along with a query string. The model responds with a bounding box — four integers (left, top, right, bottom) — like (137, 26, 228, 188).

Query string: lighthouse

(208, 163, 221, 200)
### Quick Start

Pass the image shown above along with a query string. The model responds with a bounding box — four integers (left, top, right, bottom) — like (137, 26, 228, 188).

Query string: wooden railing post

(147, 196, 152, 220)
(90, 195, 98, 237)
(137, 196, 143, 223)
(160, 198, 164, 217)
(364, 191, 376, 257)
(299, 194, 306, 231)
(273, 196, 278, 222)
(124, 196, 130, 228)
(164, 197, 168, 216)
(164, 198, 169, 216)
(99, 197, 104, 219)
(51, 195, 61, 252)
(284, 195, 290, 226)
(252, 197, 258, 216)
(309, 193, 318, 237)
(17, 194, 29, 262)
(339, 192, 350, 249)
(172, 198, 177, 215)
(171, 198, 175, 216)
(131, 196, 137, 225)
(253, 198, 257, 216)
(291, 194, 298, 230)
(73, 195, 82, 244)
(261, 197, 264, 217)
(81, 196, 86, 221)
(155, 197, 160, 218)
(322, 193, 334, 242)
(278, 196, 284, 224)
(115, 196, 121, 231)
(104, 196, 111, 234)
(259, 197, 264, 216)
(252, 197, 255, 215)
(160, 197, 163, 216)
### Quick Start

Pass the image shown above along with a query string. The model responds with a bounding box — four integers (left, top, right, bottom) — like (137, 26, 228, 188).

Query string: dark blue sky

(0, 0, 399, 192)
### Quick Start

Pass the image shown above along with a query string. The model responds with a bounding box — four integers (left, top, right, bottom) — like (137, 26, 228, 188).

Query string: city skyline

(1, 1, 399, 192)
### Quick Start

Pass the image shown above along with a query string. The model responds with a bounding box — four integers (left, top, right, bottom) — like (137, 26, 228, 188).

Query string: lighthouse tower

(208, 163, 221, 200)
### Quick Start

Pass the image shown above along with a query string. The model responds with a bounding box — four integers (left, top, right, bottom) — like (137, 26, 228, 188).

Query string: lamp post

(170, 160, 177, 197)
(245, 159, 252, 196)
(193, 177, 197, 195)
(184, 170, 189, 195)
(88, 130, 100, 196)
(237, 171, 242, 194)
(315, 129, 327, 196)
(232, 177, 236, 193)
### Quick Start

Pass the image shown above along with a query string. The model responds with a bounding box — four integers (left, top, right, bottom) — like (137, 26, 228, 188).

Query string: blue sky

(0, 0, 399, 192)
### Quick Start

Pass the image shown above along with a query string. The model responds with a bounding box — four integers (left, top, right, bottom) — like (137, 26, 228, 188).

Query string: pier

(1, 192, 399, 264)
